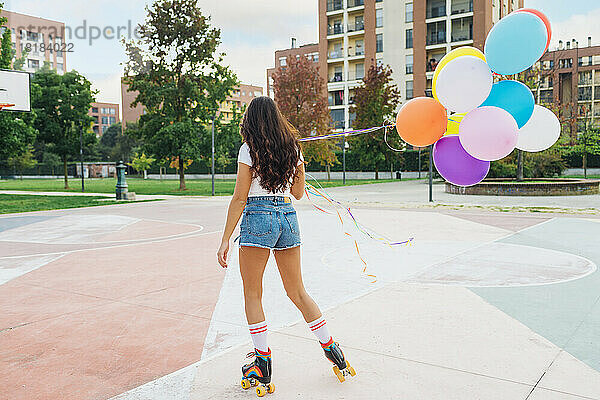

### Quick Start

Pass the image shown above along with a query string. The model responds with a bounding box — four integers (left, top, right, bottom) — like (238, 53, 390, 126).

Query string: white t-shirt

(237, 142, 304, 197)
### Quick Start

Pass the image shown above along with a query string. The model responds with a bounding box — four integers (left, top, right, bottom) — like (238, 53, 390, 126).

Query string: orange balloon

(396, 97, 447, 147)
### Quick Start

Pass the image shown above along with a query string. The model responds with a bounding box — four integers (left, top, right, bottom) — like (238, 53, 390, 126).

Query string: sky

(4, 0, 599, 107)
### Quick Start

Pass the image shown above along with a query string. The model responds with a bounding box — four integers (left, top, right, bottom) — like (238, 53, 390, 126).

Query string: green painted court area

(0, 178, 398, 196)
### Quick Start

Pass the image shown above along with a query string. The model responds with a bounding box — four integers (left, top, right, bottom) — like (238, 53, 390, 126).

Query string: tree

(573, 127, 600, 178)
(130, 152, 155, 179)
(42, 151, 61, 176)
(123, 0, 238, 190)
(272, 53, 337, 178)
(32, 66, 96, 188)
(8, 144, 37, 179)
(350, 64, 401, 179)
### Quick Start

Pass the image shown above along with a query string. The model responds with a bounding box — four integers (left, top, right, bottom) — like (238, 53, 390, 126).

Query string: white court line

(0, 228, 220, 260)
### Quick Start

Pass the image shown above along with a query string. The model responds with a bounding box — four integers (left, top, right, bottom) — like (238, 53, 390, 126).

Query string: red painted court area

(0, 200, 226, 400)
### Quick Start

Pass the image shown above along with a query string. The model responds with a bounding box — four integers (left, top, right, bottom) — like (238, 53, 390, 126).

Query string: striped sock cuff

(320, 337, 334, 348)
(308, 316, 326, 331)
(249, 322, 267, 335)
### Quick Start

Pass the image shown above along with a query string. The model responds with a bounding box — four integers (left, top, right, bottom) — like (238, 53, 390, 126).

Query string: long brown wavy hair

(240, 96, 301, 193)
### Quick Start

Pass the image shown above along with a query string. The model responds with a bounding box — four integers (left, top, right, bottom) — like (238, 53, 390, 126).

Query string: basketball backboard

(0, 69, 31, 112)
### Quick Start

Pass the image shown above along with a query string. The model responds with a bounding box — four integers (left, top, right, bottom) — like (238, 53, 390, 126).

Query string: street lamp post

(343, 139, 349, 185)
(428, 145, 433, 202)
(79, 126, 84, 193)
(211, 112, 216, 196)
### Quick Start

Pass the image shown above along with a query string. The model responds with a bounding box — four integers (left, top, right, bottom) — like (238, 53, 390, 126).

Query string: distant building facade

(120, 80, 261, 127)
(534, 38, 600, 136)
(266, 40, 320, 98)
(1, 10, 67, 74)
(89, 102, 120, 136)
(317, 0, 523, 130)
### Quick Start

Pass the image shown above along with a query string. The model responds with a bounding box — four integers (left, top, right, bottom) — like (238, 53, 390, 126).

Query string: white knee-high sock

(307, 316, 332, 345)
(248, 321, 268, 353)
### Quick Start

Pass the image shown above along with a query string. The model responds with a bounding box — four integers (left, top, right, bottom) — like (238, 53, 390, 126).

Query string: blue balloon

(480, 80, 535, 128)
(484, 12, 547, 75)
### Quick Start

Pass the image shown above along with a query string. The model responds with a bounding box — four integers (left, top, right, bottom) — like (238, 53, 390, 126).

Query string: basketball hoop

(0, 103, 15, 111)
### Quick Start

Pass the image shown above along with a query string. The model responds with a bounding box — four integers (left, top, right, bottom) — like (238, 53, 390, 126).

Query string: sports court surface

(1, 182, 599, 399)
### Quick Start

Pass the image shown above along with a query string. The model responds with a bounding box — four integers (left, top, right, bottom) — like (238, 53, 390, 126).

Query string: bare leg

(273, 246, 321, 322)
(239, 246, 271, 324)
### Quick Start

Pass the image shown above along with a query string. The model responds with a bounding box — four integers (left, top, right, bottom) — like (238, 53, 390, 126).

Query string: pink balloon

(459, 106, 518, 161)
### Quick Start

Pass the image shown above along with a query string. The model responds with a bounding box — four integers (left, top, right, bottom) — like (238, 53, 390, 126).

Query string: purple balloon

(433, 135, 490, 187)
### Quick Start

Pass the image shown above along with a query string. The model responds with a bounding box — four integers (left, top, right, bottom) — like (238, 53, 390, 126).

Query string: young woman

(216, 96, 355, 395)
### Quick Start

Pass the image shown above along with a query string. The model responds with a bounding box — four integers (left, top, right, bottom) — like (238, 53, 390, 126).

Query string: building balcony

(347, 71, 364, 81)
(331, 120, 345, 129)
(451, 32, 473, 42)
(348, 0, 364, 9)
(348, 48, 365, 58)
(328, 25, 345, 35)
(327, 0, 343, 12)
(426, 0, 446, 19)
(451, 0, 473, 15)
(347, 21, 365, 33)
(427, 32, 447, 46)
(329, 73, 345, 83)
(328, 50, 344, 60)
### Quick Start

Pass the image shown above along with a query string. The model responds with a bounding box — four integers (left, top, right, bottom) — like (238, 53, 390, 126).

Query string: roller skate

(240, 348, 274, 397)
(322, 338, 356, 382)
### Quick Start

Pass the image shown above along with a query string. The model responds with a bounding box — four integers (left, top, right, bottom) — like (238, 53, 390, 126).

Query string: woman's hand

(217, 240, 230, 269)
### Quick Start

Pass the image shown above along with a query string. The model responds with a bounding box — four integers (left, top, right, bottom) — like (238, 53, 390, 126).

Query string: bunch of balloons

(395, 8, 560, 187)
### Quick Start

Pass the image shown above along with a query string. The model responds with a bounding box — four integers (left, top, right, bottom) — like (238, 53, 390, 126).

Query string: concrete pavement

(1, 181, 599, 400)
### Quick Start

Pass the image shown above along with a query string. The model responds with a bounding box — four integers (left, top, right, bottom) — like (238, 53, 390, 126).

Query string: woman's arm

(217, 162, 252, 268)
(290, 163, 305, 200)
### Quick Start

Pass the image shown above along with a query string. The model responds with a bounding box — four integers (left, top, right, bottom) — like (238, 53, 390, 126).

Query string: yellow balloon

(432, 47, 486, 100)
(445, 113, 466, 136)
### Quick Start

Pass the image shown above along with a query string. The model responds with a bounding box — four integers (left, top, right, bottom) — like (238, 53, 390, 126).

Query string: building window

(579, 71, 592, 86)
(102, 116, 109, 125)
(405, 3, 413, 23)
(559, 58, 573, 69)
(329, 90, 344, 106)
(330, 109, 345, 129)
(279, 56, 287, 67)
(376, 34, 383, 53)
(427, 21, 447, 45)
(376, 9, 383, 28)
(540, 89, 553, 104)
(406, 80, 414, 99)
(356, 63, 364, 80)
(91, 107, 98, 114)
(406, 54, 413, 74)
(427, 0, 446, 18)
(27, 59, 40, 69)
(109, 117, 116, 125)
(579, 86, 592, 101)
(406, 29, 413, 49)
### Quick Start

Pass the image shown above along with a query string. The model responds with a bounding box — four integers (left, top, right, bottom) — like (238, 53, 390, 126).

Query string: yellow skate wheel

(256, 385, 266, 397)
(346, 361, 357, 377)
(241, 378, 251, 390)
(266, 383, 275, 394)
(333, 365, 345, 383)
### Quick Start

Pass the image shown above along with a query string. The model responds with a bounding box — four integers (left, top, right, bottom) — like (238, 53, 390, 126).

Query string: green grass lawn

(0, 177, 408, 196)
(0, 194, 153, 214)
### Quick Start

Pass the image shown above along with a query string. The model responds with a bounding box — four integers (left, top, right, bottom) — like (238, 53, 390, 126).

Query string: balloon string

(383, 126, 404, 153)
(299, 124, 395, 142)
(303, 174, 414, 283)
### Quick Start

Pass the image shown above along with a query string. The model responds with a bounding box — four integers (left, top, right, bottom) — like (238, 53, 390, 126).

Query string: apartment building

(220, 84, 263, 122)
(318, 0, 523, 130)
(120, 81, 261, 127)
(533, 38, 600, 135)
(1, 10, 67, 74)
(89, 102, 120, 137)
(266, 40, 320, 98)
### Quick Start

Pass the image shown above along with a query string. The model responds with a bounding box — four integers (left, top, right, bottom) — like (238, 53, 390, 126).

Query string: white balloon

(516, 105, 561, 152)
(435, 56, 493, 113)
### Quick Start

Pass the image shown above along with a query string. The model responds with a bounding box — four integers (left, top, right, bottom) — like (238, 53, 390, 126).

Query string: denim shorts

(239, 196, 301, 250)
